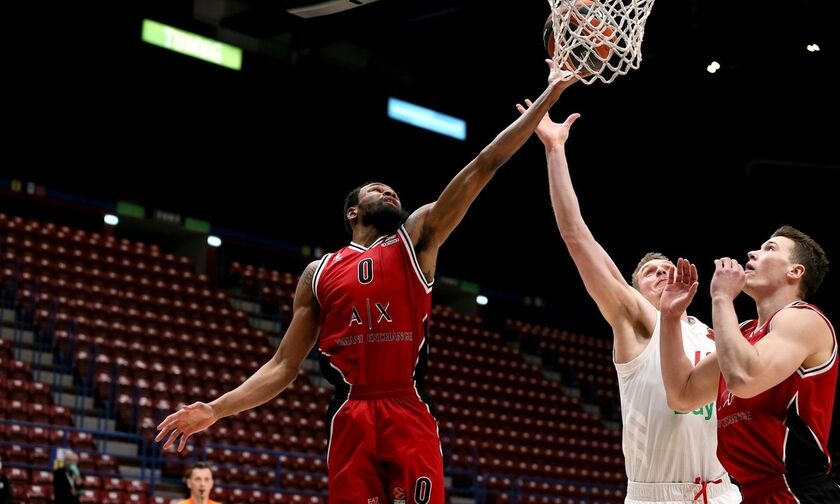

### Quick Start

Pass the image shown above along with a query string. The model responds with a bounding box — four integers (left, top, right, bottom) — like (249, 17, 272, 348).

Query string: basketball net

(548, 0, 655, 84)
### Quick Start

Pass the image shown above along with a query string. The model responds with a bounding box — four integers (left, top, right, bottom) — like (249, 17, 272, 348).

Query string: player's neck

(754, 288, 801, 327)
(352, 226, 389, 247)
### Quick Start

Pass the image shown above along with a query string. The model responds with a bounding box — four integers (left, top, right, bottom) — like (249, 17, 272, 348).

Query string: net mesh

(548, 0, 655, 84)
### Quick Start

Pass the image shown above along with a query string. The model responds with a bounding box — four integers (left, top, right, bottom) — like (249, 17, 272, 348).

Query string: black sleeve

(53, 469, 73, 501)
(0, 475, 13, 504)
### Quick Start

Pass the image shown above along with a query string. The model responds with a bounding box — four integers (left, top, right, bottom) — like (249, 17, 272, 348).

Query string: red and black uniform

(716, 301, 840, 503)
(313, 225, 443, 504)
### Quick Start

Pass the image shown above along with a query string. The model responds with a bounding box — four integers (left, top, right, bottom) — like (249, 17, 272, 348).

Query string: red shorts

(740, 473, 840, 503)
(326, 382, 444, 504)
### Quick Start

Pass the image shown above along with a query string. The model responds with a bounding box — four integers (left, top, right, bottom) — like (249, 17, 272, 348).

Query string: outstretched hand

(515, 97, 580, 147)
(546, 58, 578, 92)
(660, 258, 699, 318)
(155, 401, 217, 452)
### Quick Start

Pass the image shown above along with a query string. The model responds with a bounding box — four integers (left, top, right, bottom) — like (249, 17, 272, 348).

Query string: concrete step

(582, 403, 601, 416)
(78, 415, 116, 432)
(249, 317, 281, 334)
(229, 298, 260, 315)
(119, 465, 162, 484)
(605, 419, 621, 431)
(521, 353, 542, 365)
(310, 375, 335, 391)
(12, 346, 75, 386)
(33, 369, 75, 389)
(53, 392, 95, 411)
(17, 347, 55, 367)
(301, 357, 321, 374)
(542, 370, 561, 383)
(153, 488, 185, 503)
(1, 325, 35, 345)
(563, 386, 581, 398)
(98, 439, 139, 457)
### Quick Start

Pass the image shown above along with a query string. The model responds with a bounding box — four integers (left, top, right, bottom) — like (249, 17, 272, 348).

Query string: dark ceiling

(6, 0, 839, 334)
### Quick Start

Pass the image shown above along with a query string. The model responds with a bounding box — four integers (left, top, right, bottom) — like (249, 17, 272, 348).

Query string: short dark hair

(343, 182, 373, 235)
(631, 252, 671, 290)
(771, 225, 829, 299)
(184, 462, 213, 479)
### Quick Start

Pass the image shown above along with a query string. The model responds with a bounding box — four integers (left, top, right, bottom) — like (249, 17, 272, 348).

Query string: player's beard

(361, 202, 409, 235)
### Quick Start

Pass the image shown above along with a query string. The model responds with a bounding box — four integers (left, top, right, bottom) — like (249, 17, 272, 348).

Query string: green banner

(460, 281, 480, 294)
(116, 201, 145, 218)
(184, 217, 211, 233)
(142, 19, 242, 70)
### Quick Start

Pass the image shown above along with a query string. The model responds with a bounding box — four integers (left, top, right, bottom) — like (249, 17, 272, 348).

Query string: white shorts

(625, 478, 742, 504)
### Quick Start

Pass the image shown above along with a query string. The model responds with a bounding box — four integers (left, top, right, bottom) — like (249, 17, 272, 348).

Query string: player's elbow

(268, 353, 300, 381)
(559, 227, 588, 246)
(553, 213, 592, 245)
(665, 393, 695, 413)
(274, 356, 301, 376)
(726, 380, 761, 399)
(722, 373, 760, 399)
(663, 382, 707, 412)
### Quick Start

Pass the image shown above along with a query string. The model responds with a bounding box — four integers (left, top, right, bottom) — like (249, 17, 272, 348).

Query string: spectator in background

(179, 462, 220, 504)
(0, 456, 12, 504)
(53, 450, 83, 504)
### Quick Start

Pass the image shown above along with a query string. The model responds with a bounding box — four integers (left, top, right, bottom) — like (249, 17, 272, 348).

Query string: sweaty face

(357, 183, 409, 235)
(636, 259, 675, 308)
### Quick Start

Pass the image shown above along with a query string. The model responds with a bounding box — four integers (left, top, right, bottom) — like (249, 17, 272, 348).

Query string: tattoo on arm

(299, 261, 318, 292)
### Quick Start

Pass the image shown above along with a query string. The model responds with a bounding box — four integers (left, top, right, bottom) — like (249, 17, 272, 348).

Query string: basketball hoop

(546, 0, 655, 84)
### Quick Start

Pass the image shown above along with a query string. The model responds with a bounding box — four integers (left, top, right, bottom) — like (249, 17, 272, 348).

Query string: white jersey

(615, 313, 729, 485)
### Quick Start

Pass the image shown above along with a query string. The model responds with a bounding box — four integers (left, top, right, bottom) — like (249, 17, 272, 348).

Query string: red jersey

(313, 225, 434, 393)
(313, 226, 444, 503)
(716, 301, 837, 500)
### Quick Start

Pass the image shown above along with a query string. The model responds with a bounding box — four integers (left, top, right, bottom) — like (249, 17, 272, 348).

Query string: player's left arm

(404, 60, 576, 279)
(718, 306, 834, 398)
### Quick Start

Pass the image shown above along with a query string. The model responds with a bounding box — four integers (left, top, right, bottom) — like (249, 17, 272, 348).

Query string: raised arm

(404, 60, 576, 279)
(518, 103, 655, 361)
(659, 258, 721, 411)
(155, 261, 321, 451)
(711, 258, 833, 398)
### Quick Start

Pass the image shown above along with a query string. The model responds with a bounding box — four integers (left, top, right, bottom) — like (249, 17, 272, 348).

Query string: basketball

(542, 14, 557, 56)
(543, 0, 616, 73)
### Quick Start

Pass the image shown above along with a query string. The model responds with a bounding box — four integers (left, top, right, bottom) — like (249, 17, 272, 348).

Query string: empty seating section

(1, 210, 645, 501)
(506, 320, 620, 422)
(426, 309, 624, 501)
(227, 261, 294, 328)
(1, 213, 331, 501)
(0, 346, 132, 501)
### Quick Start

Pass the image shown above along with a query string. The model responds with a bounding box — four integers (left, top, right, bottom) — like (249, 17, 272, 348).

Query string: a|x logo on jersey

(376, 302, 392, 322)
